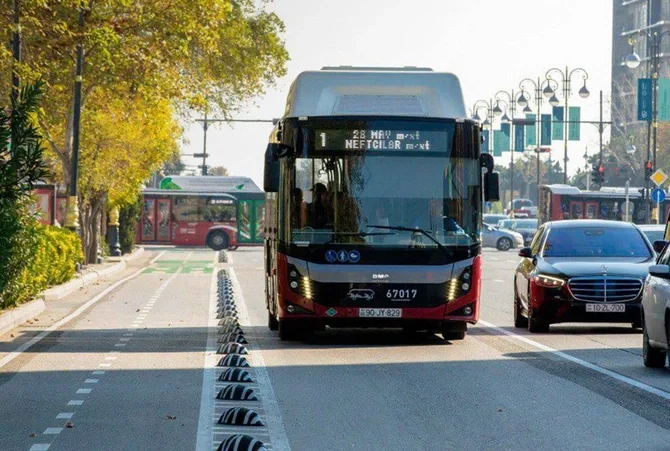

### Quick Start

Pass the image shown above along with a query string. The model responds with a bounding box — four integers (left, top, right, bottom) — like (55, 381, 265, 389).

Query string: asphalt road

(1, 246, 669, 451)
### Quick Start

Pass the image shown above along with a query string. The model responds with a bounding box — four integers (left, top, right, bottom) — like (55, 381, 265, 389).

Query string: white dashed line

(104, 357, 116, 361)
(84, 379, 98, 384)
(114, 343, 126, 347)
(479, 319, 670, 401)
(123, 333, 133, 337)
(91, 371, 105, 375)
(67, 400, 83, 406)
(119, 338, 130, 342)
(56, 413, 74, 419)
(76, 389, 92, 394)
(43, 428, 62, 435)
(30, 444, 50, 451)
(0, 252, 166, 370)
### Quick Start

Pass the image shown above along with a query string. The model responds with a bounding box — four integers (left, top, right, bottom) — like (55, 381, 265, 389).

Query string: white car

(641, 239, 670, 368)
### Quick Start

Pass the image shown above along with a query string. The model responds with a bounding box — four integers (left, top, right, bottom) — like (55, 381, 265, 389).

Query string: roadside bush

(0, 220, 83, 309)
(119, 196, 142, 254)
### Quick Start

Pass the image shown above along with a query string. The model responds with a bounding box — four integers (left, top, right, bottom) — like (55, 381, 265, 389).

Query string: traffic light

(645, 161, 653, 178)
(591, 164, 605, 185)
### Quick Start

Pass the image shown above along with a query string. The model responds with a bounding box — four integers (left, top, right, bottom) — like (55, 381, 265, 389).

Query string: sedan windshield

(543, 227, 651, 258)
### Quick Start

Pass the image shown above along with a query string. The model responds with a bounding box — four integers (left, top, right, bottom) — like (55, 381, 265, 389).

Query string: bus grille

(567, 277, 643, 303)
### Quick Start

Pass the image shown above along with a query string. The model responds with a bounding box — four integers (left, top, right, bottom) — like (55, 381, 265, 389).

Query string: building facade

(611, 0, 670, 134)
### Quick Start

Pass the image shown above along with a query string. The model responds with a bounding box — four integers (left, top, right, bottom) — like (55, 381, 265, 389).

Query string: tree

(0, 82, 51, 302)
(0, 0, 289, 263)
(209, 166, 230, 176)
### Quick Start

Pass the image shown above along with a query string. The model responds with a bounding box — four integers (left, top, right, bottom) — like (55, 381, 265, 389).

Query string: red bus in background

(138, 176, 265, 250)
(538, 184, 670, 225)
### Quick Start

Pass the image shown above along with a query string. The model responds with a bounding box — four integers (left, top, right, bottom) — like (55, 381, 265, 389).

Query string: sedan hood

(539, 257, 654, 279)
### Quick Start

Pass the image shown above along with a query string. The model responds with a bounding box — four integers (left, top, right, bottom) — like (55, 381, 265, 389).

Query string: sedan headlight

(533, 274, 566, 288)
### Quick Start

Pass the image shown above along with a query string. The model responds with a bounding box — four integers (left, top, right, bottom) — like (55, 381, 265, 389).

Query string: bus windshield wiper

(366, 225, 454, 256)
(324, 231, 395, 244)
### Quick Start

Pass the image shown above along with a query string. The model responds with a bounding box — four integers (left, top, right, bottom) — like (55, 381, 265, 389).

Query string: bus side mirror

(264, 144, 280, 193)
(270, 143, 294, 160)
(484, 172, 500, 202)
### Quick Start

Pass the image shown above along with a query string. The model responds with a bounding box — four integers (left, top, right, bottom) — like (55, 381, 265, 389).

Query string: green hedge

(0, 215, 83, 309)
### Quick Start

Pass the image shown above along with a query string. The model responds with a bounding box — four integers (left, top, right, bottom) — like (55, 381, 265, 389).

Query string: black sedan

(513, 220, 656, 333)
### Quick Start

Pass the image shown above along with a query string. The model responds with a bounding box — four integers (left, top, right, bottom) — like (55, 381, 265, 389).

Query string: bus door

(570, 201, 584, 219)
(585, 201, 598, 219)
(238, 199, 265, 244)
(141, 197, 172, 242)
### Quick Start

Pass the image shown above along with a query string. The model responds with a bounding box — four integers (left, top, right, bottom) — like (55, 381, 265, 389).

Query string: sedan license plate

(585, 304, 625, 313)
(359, 308, 402, 318)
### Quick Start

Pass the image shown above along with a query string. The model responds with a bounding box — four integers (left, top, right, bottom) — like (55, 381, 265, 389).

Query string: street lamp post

(625, 30, 670, 222)
(64, 4, 86, 231)
(472, 98, 499, 154)
(545, 67, 590, 184)
(518, 77, 558, 201)
(494, 90, 527, 211)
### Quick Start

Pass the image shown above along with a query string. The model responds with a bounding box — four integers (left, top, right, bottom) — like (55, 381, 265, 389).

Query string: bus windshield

(289, 120, 481, 248)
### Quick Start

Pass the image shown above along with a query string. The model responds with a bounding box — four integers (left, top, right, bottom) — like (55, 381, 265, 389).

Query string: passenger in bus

(310, 183, 331, 228)
(291, 188, 306, 228)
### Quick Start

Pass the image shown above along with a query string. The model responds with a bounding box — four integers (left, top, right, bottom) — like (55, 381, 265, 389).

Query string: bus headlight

(447, 266, 473, 301)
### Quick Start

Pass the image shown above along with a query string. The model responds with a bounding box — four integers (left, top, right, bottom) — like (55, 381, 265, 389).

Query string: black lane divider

(215, 268, 270, 451)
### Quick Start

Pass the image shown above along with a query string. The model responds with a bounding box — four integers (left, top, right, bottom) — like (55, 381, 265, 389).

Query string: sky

(181, 0, 614, 187)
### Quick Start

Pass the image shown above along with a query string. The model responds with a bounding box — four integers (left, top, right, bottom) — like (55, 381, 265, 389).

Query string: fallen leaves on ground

(167, 415, 177, 420)
(65, 422, 75, 428)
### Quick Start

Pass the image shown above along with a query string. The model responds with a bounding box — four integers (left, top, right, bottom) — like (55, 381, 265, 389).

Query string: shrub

(0, 219, 83, 309)
(119, 196, 142, 254)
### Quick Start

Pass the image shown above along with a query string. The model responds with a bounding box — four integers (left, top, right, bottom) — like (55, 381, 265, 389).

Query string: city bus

(537, 184, 670, 225)
(138, 176, 265, 249)
(263, 67, 500, 341)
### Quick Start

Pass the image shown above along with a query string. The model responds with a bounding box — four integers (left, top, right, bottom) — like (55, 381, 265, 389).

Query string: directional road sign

(650, 169, 668, 187)
(651, 188, 666, 203)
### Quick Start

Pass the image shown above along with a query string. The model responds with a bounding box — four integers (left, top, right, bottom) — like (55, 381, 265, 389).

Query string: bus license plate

(585, 304, 625, 313)
(359, 308, 402, 318)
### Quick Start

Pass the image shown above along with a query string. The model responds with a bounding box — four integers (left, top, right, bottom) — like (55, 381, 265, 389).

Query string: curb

(0, 298, 46, 337)
(41, 246, 146, 302)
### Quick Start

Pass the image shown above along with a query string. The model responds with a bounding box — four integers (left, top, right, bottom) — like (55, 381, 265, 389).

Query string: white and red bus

(138, 176, 265, 249)
(263, 67, 499, 341)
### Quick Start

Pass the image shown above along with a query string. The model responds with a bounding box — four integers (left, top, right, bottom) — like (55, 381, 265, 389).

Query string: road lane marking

(91, 371, 105, 375)
(104, 356, 116, 360)
(195, 268, 219, 451)
(84, 379, 98, 384)
(56, 413, 73, 419)
(99, 363, 112, 367)
(119, 338, 130, 342)
(67, 400, 83, 406)
(30, 444, 50, 450)
(228, 269, 292, 451)
(43, 428, 62, 435)
(76, 389, 91, 394)
(114, 343, 126, 347)
(479, 319, 670, 401)
(0, 251, 166, 370)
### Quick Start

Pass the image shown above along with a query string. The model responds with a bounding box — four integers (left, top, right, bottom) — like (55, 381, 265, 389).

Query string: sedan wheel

(527, 301, 549, 333)
(642, 320, 666, 368)
(497, 237, 513, 251)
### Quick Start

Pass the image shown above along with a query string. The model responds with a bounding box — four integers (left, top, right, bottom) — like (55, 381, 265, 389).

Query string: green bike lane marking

(143, 260, 214, 274)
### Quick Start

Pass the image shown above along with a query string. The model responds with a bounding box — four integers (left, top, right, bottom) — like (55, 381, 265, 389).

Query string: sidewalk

(0, 248, 158, 340)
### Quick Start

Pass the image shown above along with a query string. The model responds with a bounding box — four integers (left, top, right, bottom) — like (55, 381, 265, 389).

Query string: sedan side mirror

(518, 247, 533, 258)
(653, 240, 667, 254)
(649, 264, 670, 279)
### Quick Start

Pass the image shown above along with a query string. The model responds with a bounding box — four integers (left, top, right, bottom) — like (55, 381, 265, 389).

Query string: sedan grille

(567, 277, 643, 303)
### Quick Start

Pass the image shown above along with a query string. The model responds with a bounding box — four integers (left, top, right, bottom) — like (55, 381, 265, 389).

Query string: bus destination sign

(315, 129, 448, 151)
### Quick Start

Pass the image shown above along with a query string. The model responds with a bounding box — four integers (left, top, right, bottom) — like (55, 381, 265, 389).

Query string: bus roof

(541, 184, 647, 198)
(283, 68, 466, 119)
(155, 176, 263, 193)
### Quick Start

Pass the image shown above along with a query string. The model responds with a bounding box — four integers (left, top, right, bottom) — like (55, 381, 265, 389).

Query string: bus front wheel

(441, 322, 467, 341)
(268, 310, 279, 331)
(207, 231, 229, 251)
